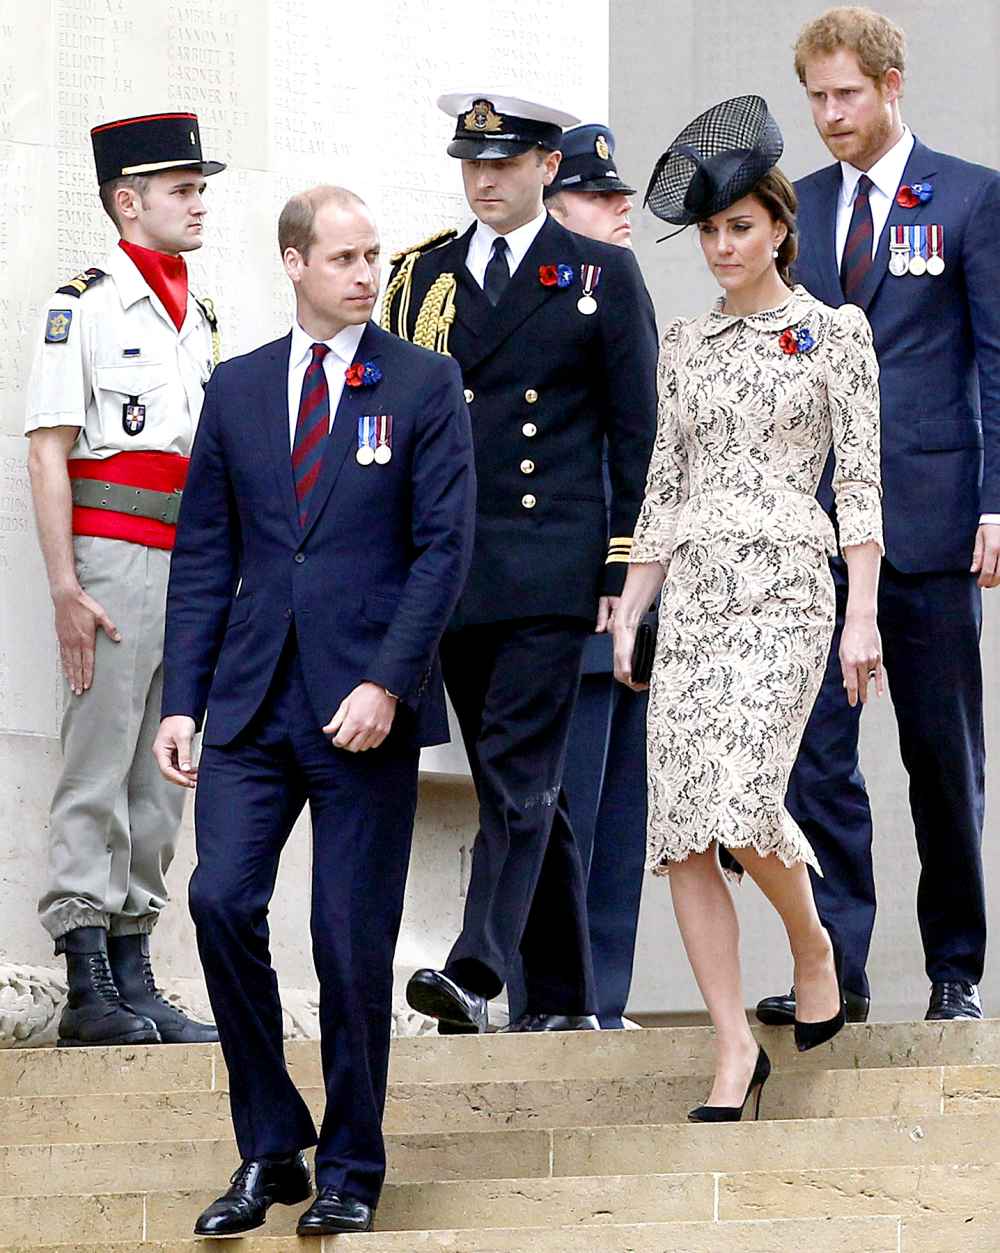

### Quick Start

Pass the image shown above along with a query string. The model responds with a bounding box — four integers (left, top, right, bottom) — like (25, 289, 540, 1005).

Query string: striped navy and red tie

(292, 342, 331, 527)
(840, 173, 875, 301)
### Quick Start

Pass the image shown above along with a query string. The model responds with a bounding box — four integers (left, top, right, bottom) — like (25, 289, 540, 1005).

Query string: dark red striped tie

(292, 342, 331, 527)
(841, 173, 875, 301)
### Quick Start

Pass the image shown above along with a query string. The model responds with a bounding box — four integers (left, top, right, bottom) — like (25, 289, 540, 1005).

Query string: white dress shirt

(465, 209, 548, 288)
(287, 320, 366, 449)
(836, 126, 914, 265)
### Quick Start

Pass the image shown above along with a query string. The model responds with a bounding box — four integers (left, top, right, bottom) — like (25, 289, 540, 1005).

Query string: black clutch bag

(630, 619, 657, 685)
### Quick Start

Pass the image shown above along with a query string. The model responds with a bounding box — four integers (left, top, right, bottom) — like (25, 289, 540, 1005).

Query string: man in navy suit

(756, 7, 1000, 1027)
(152, 186, 475, 1237)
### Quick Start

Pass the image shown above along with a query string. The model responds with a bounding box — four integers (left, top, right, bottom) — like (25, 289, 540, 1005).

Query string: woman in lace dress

(614, 98, 883, 1120)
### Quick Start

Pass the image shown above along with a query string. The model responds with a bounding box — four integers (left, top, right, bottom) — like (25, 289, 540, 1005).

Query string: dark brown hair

(749, 167, 799, 286)
(98, 174, 152, 230)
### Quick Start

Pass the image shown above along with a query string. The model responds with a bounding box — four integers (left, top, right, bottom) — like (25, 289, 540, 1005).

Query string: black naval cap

(90, 112, 226, 186)
(437, 91, 579, 160)
(544, 124, 636, 198)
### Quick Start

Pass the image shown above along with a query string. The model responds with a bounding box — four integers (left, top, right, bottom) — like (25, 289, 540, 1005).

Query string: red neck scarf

(119, 240, 189, 331)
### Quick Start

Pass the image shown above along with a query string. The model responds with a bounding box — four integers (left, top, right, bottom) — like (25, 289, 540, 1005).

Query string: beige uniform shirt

(24, 246, 215, 459)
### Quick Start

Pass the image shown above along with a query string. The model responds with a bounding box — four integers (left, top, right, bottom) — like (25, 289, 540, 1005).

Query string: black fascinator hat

(644, 95, 783, 229)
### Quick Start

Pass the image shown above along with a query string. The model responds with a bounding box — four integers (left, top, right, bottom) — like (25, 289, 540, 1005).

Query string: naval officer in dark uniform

(506, 125, 651, 1030)
(387, 92, 658, 1033)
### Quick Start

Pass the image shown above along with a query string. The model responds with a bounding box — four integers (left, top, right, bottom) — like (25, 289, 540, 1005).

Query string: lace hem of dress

(647, 810, 822, 879)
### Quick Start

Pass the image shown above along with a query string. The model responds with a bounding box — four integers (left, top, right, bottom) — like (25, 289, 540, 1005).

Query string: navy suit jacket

(162, 321, 476, 748)
(795, 139, 1000, 572)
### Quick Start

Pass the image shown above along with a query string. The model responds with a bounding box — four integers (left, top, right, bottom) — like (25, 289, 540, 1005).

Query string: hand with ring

(839, 612, 885, 708)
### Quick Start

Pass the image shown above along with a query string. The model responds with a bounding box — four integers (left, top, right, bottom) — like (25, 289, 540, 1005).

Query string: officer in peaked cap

(497, 122, 651, 1032)
(389, 90, 658, 1036)
(24, 111, 224, 1047)
(544, 123, 637, 246)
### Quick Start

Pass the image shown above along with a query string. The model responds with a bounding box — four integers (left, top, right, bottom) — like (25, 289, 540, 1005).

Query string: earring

(772, 247, 779, 258)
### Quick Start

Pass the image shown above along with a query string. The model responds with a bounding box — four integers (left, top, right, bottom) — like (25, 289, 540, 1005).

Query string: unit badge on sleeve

(45, 309, 73, 344)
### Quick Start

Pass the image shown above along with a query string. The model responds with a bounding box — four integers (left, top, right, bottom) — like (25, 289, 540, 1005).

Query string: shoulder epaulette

(194, 295, 222, 366)
(382, 229, 458, 351)
(56, 268, 107, 298)
(389, 227, 457, 266)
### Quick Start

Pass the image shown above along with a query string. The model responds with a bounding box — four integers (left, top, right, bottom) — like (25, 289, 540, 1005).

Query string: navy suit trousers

(440, 617, 596, 1014)
(787, 558, 985, 999)
(189, 636, 419, 1205)
(507, 672, 647, 1027)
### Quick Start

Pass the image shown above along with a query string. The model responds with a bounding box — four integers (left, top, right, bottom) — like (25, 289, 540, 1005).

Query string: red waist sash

(68, 451, 190, 551)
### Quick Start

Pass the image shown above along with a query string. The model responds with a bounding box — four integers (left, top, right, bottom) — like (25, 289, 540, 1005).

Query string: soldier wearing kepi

(24, 112, 223, 1046)
(506, 124, 651, 1030)
(386, 93, 658, 1034)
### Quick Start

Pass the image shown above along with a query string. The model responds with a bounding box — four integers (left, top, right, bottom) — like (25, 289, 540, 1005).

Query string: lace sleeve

(827, 303, 884, 554)
(631, 318, 690, 565)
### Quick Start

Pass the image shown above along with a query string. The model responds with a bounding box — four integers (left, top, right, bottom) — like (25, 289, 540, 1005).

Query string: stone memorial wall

(0, 0, 609, 1041)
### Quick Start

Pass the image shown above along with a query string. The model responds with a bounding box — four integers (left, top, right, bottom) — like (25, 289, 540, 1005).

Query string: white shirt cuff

(980, 515, 1000, 525)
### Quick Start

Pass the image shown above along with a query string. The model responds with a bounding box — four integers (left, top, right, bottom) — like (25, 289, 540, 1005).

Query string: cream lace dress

(631, 286, 883, 875)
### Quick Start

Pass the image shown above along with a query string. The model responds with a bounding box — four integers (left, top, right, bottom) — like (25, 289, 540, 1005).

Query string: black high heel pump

(794, 932, 846, 1052)
(688, 1046, 771, 1123)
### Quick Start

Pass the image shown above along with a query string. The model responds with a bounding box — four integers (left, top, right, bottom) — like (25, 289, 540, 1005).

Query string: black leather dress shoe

(926, 981, 982, 1020)
(406, 968, 488, 1033)
(755, 985, 870, 1026)
(499, 1012, 601, 1033)
(193, 1153, 312, 1237)
(296, 1187, 373, 1235)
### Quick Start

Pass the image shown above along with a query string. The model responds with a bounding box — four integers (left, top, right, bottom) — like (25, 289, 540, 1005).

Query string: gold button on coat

(520, 459, 535, 474)
(464, 388, 474, 403)
(521, 493, 536, 509)
(525, 388, 538, 403)
(522, 422, 537, 437)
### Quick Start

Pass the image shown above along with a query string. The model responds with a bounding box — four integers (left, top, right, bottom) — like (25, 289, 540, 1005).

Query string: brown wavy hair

(794, 7, 906, 85)
(749, 167, 799, 286)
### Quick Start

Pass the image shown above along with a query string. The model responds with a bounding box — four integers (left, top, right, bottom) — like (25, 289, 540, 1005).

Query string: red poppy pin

(345, 361, 383, 388)
(539, 263, 574, 288)
(896, 181, 933, 208)
(779, 327, 815, 355)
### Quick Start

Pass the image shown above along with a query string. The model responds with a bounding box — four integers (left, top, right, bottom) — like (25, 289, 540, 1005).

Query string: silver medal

(908, 254, 927, 276)
(356, 445, 375, 466)
(577, 294, 597, 316)
(374, 444, 391, 465)
(889, 251, 909, 277)
(926, 255, 945, 276)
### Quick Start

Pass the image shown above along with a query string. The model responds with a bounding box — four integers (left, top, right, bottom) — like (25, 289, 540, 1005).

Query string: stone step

(3, 1019, 998, 1097)
(5, 1110, 1000, 1198)
(0, 1214, 911, 1253)
(4, 1061, 996, 1145)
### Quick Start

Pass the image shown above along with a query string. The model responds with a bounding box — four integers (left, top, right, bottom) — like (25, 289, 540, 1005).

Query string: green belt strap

(70, 478, 183, 525)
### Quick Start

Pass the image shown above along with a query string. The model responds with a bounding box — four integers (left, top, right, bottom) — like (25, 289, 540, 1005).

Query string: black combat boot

(107, 933, 219, 1044)
(56, 926, 161, 1047)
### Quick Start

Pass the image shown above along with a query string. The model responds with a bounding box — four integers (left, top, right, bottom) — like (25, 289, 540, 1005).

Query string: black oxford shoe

(193, 1153, 312, 1238)
(926, 981, 982, 1020)
(499, 1012, 601, 1033)
(755, 985, 870, 1026)
(406, 968, 488, 1033)
(296, 1187, 373, 1235)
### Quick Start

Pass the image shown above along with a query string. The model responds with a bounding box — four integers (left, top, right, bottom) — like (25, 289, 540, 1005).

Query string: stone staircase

(2, 1020, 999, 1251)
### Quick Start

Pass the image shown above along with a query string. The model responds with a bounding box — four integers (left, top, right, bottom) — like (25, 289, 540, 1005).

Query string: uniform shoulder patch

(55, 267, 107, 299)
(45, 309, 73, 343)
(390, 227, 458, 266)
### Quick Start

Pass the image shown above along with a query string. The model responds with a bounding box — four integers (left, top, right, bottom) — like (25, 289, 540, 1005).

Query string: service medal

(577, 263, 602, 315)
(373, 414, 393, 464)
(888, 225, 909, 277)
(356, 415, 376, 465)
(907, 225, 927, 276)
(926, 224, 945, 276)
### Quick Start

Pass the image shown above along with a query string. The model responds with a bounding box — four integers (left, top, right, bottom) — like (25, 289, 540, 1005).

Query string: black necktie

(841, 174, 875, 300)
(483, 236, 510, 306)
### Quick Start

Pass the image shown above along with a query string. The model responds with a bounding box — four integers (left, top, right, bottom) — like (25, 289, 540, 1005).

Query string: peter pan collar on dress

(696, 284, 814, 338)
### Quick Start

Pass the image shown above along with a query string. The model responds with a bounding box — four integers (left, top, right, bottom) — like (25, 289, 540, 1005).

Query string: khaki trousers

(39, 536, 186, 941)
